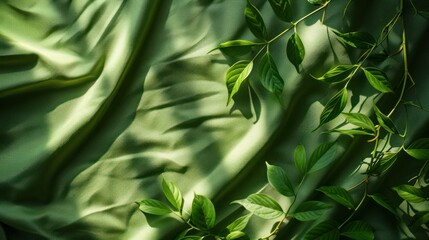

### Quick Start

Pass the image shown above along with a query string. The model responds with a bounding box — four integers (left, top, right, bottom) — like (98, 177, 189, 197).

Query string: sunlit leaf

(191, 194, 216, 230)
(317, 88, 348, 129)
(305, 220, 340, 240)
(405, 138, 429, 160)
(393, 184, 427, 203)
(308, 142, 337, 174)
(342, 112, 376, 132)
(293, 201, 332, 221)
(233, 193, 284, 219)
(412, 211, 429, 226)
(318, 186, 355, 209)
(209, 40, 261, 57)
(178, 236, 203, 240)
(307, 0, 328, 6)
(226, 231, 248, 240)
(162, 177, 184, 213)
(373, 103, 398, 134)
(333, 30, 375, 49)
(314, 65, 357, 83)
(268, 0, 293, 22)
(294, 144, 307, 175)
(341, 221, 375, 240)
(362, 67, 393, 93)
(258, 51, 284, 100)
(226, 60, 253, 105)
(368, 193, 397, 215)
(245, 0, 268, 40)
(266, 162, 294, 197)
(287, 32, 305, 73)
(176, 228, 192, 240)
(226, 214, 252, 232)
(137, 199, 172, 215)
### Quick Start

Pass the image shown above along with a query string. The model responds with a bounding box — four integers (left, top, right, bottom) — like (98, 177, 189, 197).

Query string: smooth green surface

(1, 0, 428, 239)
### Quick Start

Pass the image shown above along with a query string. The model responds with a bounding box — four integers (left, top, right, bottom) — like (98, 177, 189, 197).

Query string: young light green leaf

(266, 162, 295, 197)
(405, 138, 429, 160)
(330, 129, 375, 137)
(233, 193, 284, 219)
(304, 220, 340, 240)
(292, 201, 332, 221)
(317, 88, 348, 129)
(341, 221, 375, 240)
(268, 0, 293, 22)
(226, 214, 252, 232)
(314, 65, 357, 83)
(209, 40, 261, 57)
(191, 194, 216, 230)
(318, 186, 355, 210)
(137, 199, 172, 215)
(162, 177, 184, 213)
(393, 185, 427, 203)
(294, 144, 307, 175)
(287, 32, 305, 73)
(226, 231, 248, 240)
(258, 51, 284, 100)
(308, 142, 337, 174)
(245, 0, 268, 40)
(333, 30, 375, 49)
(307, 0, 328, 5)
(362, 67, 393, 93)
(342, 112, 376, 132)
(368, 193, 397, 216)
(226, 60, 253, 105)
(373, 103, 398, 134)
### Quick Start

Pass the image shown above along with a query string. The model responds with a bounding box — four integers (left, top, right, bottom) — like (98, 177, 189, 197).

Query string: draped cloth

(1, 0, 428, 239)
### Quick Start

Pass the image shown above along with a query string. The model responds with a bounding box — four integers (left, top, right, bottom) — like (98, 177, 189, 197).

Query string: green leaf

(342, 112, 376, 132)
(341, 221, 375, 240)
(226, 214, 252, 232)
(411, 211, 429, 226)
(317, 88, 348, 129)
(268, 0, 293, 22)
(162, 177, 184, 213)
(314, 65, 357, 83)
(287, 32, 305, 73)
(294, 144, 307, 175)
(368, 193, 397, 215)
(293, 201, 332, 221)
(245, 0, 268, 40)
(330, 128, 375, 136)
(258, 51, 284, 100)
(266, 162, 295, 197)
(305, 220, 340, 240)
(137, 199, 172, 215)
(226, 231, 248, 240)
(233, 193, 284, 219)
(175, 228, 192, 240)
(373, 103, 398, 134)
(393, 185, 427, 203)
(318, 186, 355, 209)
(405, 138, 429, 160)
(307, 0, 328, 5)
(369, 152, 398, 175)
(209, 40, 260, 57)
(226, 60, 253, 105)
(333, 30, 375, 49)
(308, 142, 337, 174)
(362, 67, 393, 93)
(178, 236, 203, 240)
(191, 194, 216, 230)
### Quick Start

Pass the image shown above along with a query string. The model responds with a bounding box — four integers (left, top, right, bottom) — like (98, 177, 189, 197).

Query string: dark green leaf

(245, 0, 268, 40)
(373, 103, 398, 134)
(314, 65, 357, 83)
(293, 201, 332, 221)
(162, 177, 184, 213)
(209, 40, 261, 57)
(191, 194, 216, 230)
(411, 211, 429, 226)
(226, 214, 252, 232)
(368, 51, 389, 63)
(226, 231, 247, 240)
(342, 112, 376, 132)
(318, 186, 355, 209)
(294, 144, 307, 175)
(333, 30, 375, 49)
(287, 32, 305, 73)
(308, 142, 337, 174)
(258, 52, 284, 100)
(305, 220, 340, 240)
(368, 193, 397, 215)
(330, 128, 375, 136)
(362, 67, 393, 93)
(307, 0, 328, 5)
(405, 138, 429, 160)
(393, 185, 427, 203)
(233, 193, 284, 219)
(137, 199, 172, 215)
(226, 60, 253, 105)
(369, 152, 398, 175)
(268, 0, 293, 22)
(266, 162, 295, 197)
(341, 221, 375, 240)
(317, 88, 348, 129)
